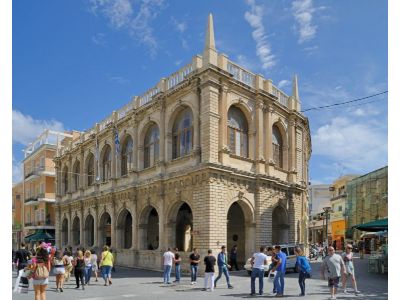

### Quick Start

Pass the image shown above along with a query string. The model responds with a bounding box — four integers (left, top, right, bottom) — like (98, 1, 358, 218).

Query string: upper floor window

(121, 136, 133, 176)
(73, 160, 80, 192)
(101, 145, 112, 182)
(144, 124, 160, 168)
(172, 107, 193, 159)
(63, 166, 68, 195)
(86, 153, 95, 186)
(228, 106, 248, 157)
(272, 125, 283, 168)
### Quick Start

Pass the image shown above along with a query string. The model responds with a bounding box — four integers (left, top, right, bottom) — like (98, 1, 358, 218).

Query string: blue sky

(12, 0, 388, 184)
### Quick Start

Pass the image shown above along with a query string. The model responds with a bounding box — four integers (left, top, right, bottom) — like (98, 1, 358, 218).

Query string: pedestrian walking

(214, 245, 233, 289)
(99, 246, 114, 286)
(321, 246, 345, 300)
(13, 242, 31, 273)
(271, 245, 287, 297)
(173, 248, 181, 283)
(63, 251, 73, 282)
(250, 246, 268, 296)
(73, 250, 86, 290)
(90, 249, 99, 282)
(32, 244, 50, 300)
(162, 247, 175, 284)
(229, 245, 239, 271)
(84, 250, 93, 285)
(358, 240, 365, 259)
(342, 244, 360, 295)
(268, 247, 277, 294)
(294, 246, 311, 296)
(202, 249, 216, 292)
(52, 250, 66, 292)
(189, 248, 200, 285)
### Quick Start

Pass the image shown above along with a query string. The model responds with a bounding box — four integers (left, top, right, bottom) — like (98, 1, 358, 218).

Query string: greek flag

(114, 126, 120, 155)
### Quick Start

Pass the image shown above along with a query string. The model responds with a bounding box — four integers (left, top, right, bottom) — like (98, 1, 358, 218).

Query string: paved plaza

(12, 255, 387, 300)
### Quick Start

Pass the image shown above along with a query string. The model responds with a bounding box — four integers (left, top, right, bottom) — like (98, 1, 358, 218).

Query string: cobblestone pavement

(12, 254, 388, 300)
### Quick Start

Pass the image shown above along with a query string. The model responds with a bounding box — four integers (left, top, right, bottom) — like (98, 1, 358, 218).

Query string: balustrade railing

(271, 84, 289, 107)
(138, 86, 160, 107)
(227, 61, 256, 88)
(166, 63, 193, 90)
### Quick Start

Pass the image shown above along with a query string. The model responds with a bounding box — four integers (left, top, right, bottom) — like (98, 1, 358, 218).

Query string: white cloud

(244, 0, 276, 70)
(12, 155, 23, 184)
(12, 110, 65, 146)
(312, 117, 387, 172)
(292, 0, 317, 43)
(278, 79, 290, 89)
(92, 33, 106, 45)
(88, 0, 165, 57)
(171, 17, 187, 33)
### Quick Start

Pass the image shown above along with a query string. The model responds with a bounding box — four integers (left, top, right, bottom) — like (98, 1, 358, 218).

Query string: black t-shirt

(14, 248, 30, 264)
(190, 253, 200, 266)
(204, 256, 216, 273)
(175, 253, 181, 265)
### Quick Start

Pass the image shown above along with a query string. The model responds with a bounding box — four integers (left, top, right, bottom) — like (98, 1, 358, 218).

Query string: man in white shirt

(250, 246, 268, 296)
(163, 247, 175, 284)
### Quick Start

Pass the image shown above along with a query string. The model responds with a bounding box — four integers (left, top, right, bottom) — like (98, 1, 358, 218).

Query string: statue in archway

(184, 225, 192, 252)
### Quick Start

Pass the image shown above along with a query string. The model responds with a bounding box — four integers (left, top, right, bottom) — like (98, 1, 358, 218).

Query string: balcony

(24, 166, 56, 182)
(331, 193, 347, 201)
(24, 220, 55, 230)
(24, 196, 38, 205)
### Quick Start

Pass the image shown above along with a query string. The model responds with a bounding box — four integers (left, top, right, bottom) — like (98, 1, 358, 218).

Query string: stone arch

(100, 144, 112, 182)
(167, 201, 193, 252)
(99, 211, 112, 247)
(272, 205, 289, 245)
(72, 216, 80, 246)
(85, 151, 95, 186)
(272, 121, 289, 170)
(84, 214, 95, 247)
(72, 159, 80, 192)
(227, 199, 254, 266)
(120, 134, 133, 176)
(139, 206, 159, 250)
(117, 208, 133, 249)
(139, 121, 160, 169)
(61, 218, 68, 246)
(168, 106, 194, 160)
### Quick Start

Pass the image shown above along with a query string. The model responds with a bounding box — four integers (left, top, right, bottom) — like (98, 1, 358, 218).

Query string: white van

(244, 244, 303, 275)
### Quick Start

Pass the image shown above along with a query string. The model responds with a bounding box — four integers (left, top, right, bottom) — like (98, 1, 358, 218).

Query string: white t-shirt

(252, 252, 268, 269)
(163, 251, 175, 266)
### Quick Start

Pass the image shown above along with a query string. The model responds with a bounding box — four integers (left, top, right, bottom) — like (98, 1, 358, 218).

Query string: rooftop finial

(203, 13, 218, 66)
(205, 13, 216, 51)
(292, 74, 299, 100)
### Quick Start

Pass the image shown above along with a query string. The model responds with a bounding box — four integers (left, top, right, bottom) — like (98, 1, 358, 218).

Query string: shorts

(32, 278, 49, 286)
(92, 264, 98, 272)
(54, 267, 65, 275)
(345, 264, 355, 276)
(328, 277, 340, 288)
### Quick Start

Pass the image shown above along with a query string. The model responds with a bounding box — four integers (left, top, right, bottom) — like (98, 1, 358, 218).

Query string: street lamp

(323, 206, 332, 247)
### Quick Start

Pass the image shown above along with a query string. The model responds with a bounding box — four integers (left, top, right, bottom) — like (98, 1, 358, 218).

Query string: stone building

(54, 15, 311, 272)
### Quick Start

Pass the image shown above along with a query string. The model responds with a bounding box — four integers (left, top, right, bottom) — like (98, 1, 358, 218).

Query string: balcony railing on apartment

(331, 193, 347, 201)
(24, 220, 54, 227)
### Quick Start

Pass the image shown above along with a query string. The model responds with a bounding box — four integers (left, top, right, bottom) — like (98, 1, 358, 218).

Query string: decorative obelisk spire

(292, 74, 299, 100)
(203, 13, 218, 66)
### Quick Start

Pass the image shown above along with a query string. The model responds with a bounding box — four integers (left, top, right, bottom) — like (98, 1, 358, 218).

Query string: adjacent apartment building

(308, 184, 331, 244)
(21, 130, 75, 247)
(346, 166, 388, 241)
(54, 15, 311, 272)
(12, 183, 23, 249)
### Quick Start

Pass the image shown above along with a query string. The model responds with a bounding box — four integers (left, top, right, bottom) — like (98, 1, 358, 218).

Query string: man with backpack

(14, 242, 31, 273)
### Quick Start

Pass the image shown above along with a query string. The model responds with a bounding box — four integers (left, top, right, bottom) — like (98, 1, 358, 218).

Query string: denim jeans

(214, 265, 231, 287)
(251, 268, 265, 294)
(84, 265, 92, 284)
(298, 271, 306, 295)
(175, 264, 181, 282)
(274, 270, 285, 294)
(190, 265, 198, 282)
(163, 265, 172, 283)
(101, 266, 112, 281)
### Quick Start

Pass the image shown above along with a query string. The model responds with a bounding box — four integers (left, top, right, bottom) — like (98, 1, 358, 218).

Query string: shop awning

(352, 218, 388, 232)
(24, 229, 55, 242)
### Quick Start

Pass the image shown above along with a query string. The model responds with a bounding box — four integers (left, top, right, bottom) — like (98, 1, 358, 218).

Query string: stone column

(68, 154, 72, 194)
(288, 117, 297, 182)
(80, 204, 84, 246)
(132, 122, 139, 172)
(55, 205, 61, 248)
(254, 99, 264, 173)
(218, 85, 228, 163)
(131, 198, 138, 250)
(93, 204, 98, 248)
(111, 199, 117, 248)
(159, 103, 166, 172)
(264, 105, 274, 175)
(67, 207, 72, 246)
(80, 150, 84, 191)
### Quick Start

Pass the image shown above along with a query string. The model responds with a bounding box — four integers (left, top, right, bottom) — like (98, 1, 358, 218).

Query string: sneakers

(191, 282, 195, 285)
(250, 293, 256, 296)
(343, 289, 348, 294)
(60, 288, 64, 292)
(330, 296, 336, 300)
(275, 294, 283, 297)
(228, 285, 234, 289)
(355, 290, 361, 295)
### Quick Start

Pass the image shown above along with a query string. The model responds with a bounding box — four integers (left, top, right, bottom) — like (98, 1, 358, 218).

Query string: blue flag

(114, 126, 120, 155)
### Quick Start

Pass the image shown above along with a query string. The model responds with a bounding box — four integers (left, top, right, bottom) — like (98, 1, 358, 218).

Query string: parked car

(244, 244, 304, 275)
